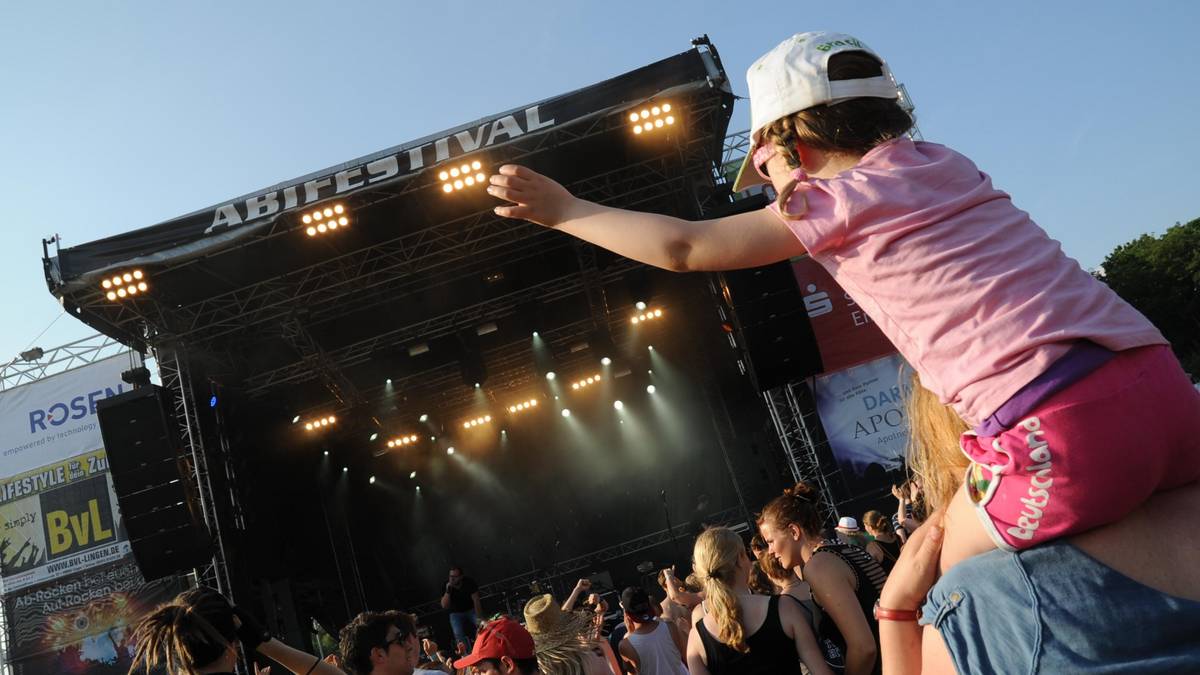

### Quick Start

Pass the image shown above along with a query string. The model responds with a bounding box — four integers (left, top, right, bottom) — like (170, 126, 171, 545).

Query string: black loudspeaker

(722, 261, 823, 392)
(97, 385, 212, 580)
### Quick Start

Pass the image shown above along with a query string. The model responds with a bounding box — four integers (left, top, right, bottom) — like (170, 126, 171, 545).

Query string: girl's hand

(879, 513, 944, 612)
(488, 165, 576, 227)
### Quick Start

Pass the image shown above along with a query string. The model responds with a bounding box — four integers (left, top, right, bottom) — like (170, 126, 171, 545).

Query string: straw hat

(522, 594, 596, 652)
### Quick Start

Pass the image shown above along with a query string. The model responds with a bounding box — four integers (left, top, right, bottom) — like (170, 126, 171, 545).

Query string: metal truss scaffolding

(0, 333, 132, 391)
(155, 346, 235, 600)
(761, 382, 839, 524)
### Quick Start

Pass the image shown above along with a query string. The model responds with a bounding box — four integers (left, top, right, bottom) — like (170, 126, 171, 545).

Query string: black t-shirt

(446, 577, 479, 612)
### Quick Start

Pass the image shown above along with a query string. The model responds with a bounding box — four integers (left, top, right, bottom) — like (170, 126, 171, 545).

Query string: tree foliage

(1099, 217, 1200, 378)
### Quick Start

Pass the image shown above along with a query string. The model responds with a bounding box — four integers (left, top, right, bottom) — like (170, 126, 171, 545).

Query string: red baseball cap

(453, 618, 536, 669)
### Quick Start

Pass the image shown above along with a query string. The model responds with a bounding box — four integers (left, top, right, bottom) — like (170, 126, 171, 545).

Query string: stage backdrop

(812, 353, 912, 478)
(0, 355, 185, 674)
(791, 256, 896, 373)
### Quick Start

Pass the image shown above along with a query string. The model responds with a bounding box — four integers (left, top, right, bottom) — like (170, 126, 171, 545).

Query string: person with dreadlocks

(129, 586, 343, 675)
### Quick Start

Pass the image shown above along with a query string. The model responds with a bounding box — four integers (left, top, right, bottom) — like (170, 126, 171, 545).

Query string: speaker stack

(97, 385, 213, 580)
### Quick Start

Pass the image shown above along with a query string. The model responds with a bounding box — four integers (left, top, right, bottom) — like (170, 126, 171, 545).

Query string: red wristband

(873, 600, 921, 622)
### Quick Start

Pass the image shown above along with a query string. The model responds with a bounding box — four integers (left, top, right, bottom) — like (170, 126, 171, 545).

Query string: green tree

(1098, 217, 1200, 379)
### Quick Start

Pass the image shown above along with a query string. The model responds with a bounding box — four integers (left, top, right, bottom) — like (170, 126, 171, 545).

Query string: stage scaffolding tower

(155, 346, 235, 601)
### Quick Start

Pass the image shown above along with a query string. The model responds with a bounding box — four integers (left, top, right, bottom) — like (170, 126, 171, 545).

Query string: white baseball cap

(732, 32, 900, 193)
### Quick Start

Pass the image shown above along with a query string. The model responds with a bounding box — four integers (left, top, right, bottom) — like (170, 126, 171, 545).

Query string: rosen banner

(791, 256, 896, 373)
(813, 353, 913, 477)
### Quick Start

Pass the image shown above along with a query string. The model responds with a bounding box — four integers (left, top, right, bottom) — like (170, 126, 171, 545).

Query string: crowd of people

(126, 477, 938, 675)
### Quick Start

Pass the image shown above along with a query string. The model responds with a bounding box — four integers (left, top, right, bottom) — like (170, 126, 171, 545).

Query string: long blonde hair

(904, 373, 970, 512)
(693, 527, 749, 653)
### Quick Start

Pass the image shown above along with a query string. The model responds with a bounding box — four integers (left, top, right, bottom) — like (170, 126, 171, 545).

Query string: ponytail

(129, 588, 236, 675)
(693, 527, 749, 653)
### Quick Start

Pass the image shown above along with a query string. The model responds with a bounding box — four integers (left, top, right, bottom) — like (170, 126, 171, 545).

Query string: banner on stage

(791, 256, 896, 373)
(2, 557, 184, 672)
(813, 353, 912, 476)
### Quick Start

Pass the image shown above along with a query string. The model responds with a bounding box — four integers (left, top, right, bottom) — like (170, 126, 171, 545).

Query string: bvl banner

(812, 353, 913, 477)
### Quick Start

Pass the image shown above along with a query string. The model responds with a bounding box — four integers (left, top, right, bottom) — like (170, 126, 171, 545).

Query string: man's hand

(879, 512, 944, 612)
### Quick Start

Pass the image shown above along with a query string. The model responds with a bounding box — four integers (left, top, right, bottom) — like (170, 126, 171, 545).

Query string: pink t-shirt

(770, 138, 1165, 426)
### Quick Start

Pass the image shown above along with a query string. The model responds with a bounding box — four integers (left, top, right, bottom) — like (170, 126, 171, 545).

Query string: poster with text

(813, 353, 912, 477)
(791, 256, 896, 373)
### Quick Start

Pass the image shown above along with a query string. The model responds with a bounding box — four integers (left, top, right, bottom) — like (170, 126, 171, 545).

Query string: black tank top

(696, 594, 802, 675)
(874, 538, 902, 573)
(812, 542, 887, 675)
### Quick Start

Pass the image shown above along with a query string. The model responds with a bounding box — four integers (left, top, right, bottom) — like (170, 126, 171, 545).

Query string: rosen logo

(28, 386, 125, 434)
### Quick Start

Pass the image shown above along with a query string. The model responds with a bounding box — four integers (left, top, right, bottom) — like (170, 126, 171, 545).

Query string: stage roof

(44, 40, 736, 425)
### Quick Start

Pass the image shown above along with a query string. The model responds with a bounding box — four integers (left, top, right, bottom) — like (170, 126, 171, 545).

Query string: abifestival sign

(813, 353, 912, 477)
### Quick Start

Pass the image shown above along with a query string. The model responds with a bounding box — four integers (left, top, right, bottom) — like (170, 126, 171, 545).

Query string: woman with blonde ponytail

(685, 527, 830, 675)
(129, 587, 345, 675)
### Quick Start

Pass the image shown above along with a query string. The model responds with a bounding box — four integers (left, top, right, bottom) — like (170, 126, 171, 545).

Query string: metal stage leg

(155, 347, 235, 600)
(762, 381, 839, 524)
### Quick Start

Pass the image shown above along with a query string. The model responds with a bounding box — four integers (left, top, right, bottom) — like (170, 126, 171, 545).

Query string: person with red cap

(453, 617, 540, 674)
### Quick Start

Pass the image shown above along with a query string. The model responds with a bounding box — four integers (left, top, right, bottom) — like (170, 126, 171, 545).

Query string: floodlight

(630, 307, 665, 324)
(440, 158, 488, 193)
(369, 476, 376, 484)
(292, 415, 301, 424)
(601, 357, 612, 366)
(546, 371, 556, 381)
(419, 414, 429, 422)
(342, 466, 348, 473)
(561, 409, 571, 418)
(369, 432, 379, 441)
(410, 471, 417, 479)
(635, 301, 647, 310)
(102, 269, 149, 301)
(323, 450, 329, 456)
(302, 203, 349, 236)
(647, 384, 657, 394)
(614, 400, 624, 410)
(629, 102, 677, 136)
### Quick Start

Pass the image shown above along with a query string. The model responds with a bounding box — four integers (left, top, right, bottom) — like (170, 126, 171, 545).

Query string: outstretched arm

(488, 165, 805, 272)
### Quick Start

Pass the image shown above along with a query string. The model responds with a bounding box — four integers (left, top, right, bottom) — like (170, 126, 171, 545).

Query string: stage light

(292, 415, 301, 424)
(545, 371, 556, 381)
(102, 269, 149, 301)
(303, 415, 337, 432)
(635, 301, 647, 310)
(646, 384, 657, 394)
(386, 434, 420, 448)
(410, 471, 417, 479)
(532, 331, 539, 337)
(561, 409, 571, 417)
(571, 373, 603, 391)
(416, 486, 421, 491)
(630, 307, 665, 324)
(370, 432, 379, 441)
(439, 158, 489, 193)
(614, 400, 624, 410)
(463, 414, 492, 429)
(342, 466, 348, 473)
(475, 383, 481, 388)
(447, 447, 455, 455)
(302, 203, 349, 236)
(369, 476, 376, 484)
(323, 450, 329, 456)
(386, 378, 392, 384)
(419, 414, 429, 422)
(601, 357, 612, 366)
(507, 397, 540, 416)
(648, 345, 654, 351)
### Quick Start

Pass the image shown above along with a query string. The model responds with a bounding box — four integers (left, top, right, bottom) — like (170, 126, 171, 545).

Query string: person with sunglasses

(339, 610, 423, 675)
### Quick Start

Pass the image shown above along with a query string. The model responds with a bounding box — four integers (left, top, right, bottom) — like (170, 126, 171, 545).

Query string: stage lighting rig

(630, 308, 664, 324)
(506, 398, 540, 415)
(303, 415, 337, 432)
(438, 159, 488, 194)
(101, 269, 149, 301)
(302, 202, 350, 237)
(462, 414, 492, 429)
(628, 103, 676, 136)
(570, 373, 602, 391)
(386, 434, 420, 448)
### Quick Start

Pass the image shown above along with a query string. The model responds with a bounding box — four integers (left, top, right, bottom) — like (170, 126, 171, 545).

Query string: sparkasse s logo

(28, 386, 126, 434)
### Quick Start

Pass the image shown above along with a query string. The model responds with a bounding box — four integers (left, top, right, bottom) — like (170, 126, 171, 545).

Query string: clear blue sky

(2, 2, 1197, 361)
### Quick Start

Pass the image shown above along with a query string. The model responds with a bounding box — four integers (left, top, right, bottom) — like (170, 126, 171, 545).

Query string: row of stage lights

(386, 434, 420, 448)
(571, 374, 602, 390)
(93, 103, 679, 304)
(506, 398, 539, 415)
(100, 269, 148, 302)
(304, 415, 337, 431)
(630, 308, 664, 324)
(629, 103, 674, 135)
(303, 203, 350, 236)
(463, 414, 492, 429)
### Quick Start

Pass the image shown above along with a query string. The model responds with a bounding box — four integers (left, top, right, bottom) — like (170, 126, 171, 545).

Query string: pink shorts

(962, 345, 1200, 550)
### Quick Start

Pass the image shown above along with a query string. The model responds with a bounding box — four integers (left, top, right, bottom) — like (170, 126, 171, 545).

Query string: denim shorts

(920, 541, 1200, 674)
